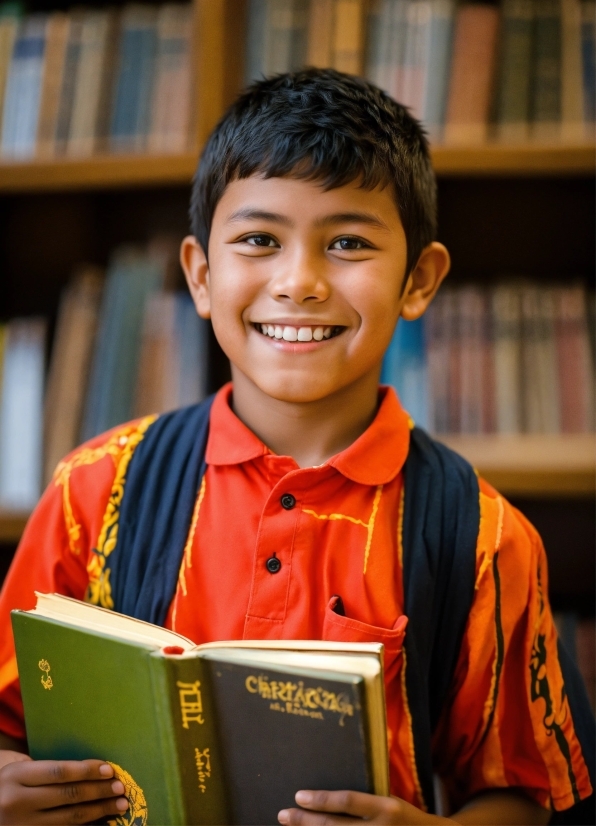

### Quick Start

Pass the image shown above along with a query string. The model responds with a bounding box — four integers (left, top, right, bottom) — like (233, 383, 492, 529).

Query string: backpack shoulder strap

(107, 395, 215, 624)
(401, 426, 480, 812)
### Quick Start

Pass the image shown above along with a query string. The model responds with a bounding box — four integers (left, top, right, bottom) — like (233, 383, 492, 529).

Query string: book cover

(0, 318, 46, 509)
(492, 284, 523, 433)
(531, 0, 562, 140)
(110, 4, 158, 153)
(67, 10, 112, 156)
(53, 10, 84, 154)
(422, 0, 454, 141)
(332, 0, 366, 74)
(580, 0, 595, 129)
(148, 3, 192, 154)
(0, 4, 21, 139)
(458, 286, 485, 434)
(1, 14, 48, 157)
(35, 11, 69, 156)
(444, 3, 501, 145)
(495, 0, 535, 142)
(561, 0, 584, 140)
(43, 269, 103, 484)
(13, 594, 388, 826)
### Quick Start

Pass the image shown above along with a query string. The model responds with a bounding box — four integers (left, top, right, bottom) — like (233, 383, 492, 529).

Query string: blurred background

(0, 0, 594, 705)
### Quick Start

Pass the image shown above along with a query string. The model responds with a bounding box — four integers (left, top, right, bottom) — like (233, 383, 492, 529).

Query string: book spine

(531, 0, 562, 140)
(0, 13, 20, 138)
(561, 0, 584, 140)
(149, 654, 229, 825)
(54, 12, 84, 153)
(495, 0, 535, 142)
(36, 11, 69, 156)
(581, 0, 595, 128)
(332, 0, 365, 75)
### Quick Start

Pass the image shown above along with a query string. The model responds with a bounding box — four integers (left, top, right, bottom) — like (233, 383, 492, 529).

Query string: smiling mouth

(253, 323, 345, 342)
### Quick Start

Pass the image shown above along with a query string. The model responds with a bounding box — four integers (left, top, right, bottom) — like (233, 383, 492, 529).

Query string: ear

(180, 235, 211, 319)
(400, 242, 450, 321)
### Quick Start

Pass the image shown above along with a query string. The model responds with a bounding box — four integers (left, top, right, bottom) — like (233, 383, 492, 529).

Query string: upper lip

(252, 319, 344, 326)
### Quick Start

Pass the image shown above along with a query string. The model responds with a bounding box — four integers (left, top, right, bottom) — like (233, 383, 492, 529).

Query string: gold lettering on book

(38, 659, 53, 690)
(177, 680, 204, 727)
(245, 676, 354, 725)
(194, 747, 211, 794)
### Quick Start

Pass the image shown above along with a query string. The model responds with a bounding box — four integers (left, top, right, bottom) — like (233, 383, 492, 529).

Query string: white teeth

(282, 326, 298, 341)
(323, 327, 332, 339)
(274, 325, 283, 339)
(262, 324, 268, 334)
(297, 327, 313, 341)
(313, 327, 324, 341)
(267, 325, 275, 337)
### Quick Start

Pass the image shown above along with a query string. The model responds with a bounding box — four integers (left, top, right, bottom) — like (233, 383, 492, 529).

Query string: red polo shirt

(0, 384, 591, 814)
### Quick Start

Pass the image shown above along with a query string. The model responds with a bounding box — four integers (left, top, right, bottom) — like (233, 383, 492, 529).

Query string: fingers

(30, 794, 128, 825)
(12, 759, 113, 787)
(17, 778, 126, 810)
(278, 791, 403, 825)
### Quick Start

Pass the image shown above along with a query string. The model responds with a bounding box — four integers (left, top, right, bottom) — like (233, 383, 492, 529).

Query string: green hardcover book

(12, 593, 389, 826)
(531, 0, 562, 140)
(495, 0, 535, 142)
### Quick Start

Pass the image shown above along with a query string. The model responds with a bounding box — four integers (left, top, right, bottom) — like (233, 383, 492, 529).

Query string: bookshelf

(0, 0, 594, 610)
(0, 144, 593, 194)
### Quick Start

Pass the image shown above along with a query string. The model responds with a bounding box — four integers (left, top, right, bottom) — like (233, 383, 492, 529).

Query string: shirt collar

(206, 383, 411, 485)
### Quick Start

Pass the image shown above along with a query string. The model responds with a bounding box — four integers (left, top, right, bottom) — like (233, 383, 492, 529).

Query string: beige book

(36, 12, 70, 157)
(133, 292, 179, 417)
(332, 0, 365, 74)
(148, 4, 192, 153)
(67, 11, 112, 156)
(0, 13, 19, 136)
(306, 0, 335, 66)
(43, 269, 103, 485)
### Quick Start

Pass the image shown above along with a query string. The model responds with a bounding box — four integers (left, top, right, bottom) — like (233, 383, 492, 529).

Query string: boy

(0, 69, 592, 825)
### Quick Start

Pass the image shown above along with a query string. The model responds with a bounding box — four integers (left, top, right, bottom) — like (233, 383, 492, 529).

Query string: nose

(268, 247, 331, 304)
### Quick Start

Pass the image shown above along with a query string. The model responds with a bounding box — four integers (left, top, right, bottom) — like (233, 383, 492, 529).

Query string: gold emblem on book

(106, 762, 148, 826)
(38, 659, 53, 690)
(177, 680, 204, 727)
(245, 675, 354, 724)
(194, 747, 211, 794)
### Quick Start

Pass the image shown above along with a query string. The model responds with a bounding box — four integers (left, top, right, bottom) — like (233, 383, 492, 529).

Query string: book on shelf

(0, 317, 46, 510)
(13, 592, 389, 826)
(382, 281, 595, 436)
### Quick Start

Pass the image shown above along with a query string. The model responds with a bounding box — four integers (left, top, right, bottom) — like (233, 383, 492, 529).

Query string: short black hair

(190, 68, 437, 276)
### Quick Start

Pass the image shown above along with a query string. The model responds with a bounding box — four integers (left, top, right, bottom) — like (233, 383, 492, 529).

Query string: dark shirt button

(280, 493, 296, 510)
(265, 555, 282, 574)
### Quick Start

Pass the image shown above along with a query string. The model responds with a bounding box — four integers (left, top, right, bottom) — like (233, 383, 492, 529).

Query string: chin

(255, 375, 339, 405)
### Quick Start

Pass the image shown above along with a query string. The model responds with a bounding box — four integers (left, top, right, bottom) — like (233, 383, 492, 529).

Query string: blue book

(423, 0, 455, 141)
(1, 14, 47, 157)
(381, 317, 429, 430)
(110, 4, 158, 152)
(176, 293, 209, 406)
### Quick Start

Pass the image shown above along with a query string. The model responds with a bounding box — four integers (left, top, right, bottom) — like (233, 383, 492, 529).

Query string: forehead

(211, 174, 404, 231)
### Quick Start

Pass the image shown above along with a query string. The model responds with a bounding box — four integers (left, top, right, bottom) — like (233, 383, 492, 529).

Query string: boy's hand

(278, 790, 453, 825)
(0, 752, 129, 825)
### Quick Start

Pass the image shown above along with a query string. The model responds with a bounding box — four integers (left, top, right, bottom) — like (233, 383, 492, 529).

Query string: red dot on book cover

(162, 645, 185, 655)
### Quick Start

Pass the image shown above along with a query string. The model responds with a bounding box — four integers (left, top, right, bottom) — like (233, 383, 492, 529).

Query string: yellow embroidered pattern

(84, 415, 157, 610)
(400, 648, 427, 812)
(302, 484, 384, 575)
(53, 417, 156, 557)
(172, 477, 207, 630)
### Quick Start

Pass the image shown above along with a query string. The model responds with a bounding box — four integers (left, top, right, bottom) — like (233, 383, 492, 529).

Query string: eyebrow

(226, 207, 389, 231)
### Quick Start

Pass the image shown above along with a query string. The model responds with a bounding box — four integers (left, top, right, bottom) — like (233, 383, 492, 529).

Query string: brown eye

(331, 237, 368, 251)
(246, 234, 277, 247)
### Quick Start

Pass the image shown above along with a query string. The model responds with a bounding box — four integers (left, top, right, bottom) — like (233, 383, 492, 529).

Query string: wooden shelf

(0, 144, 593, 194)
(438, 433, 596, 496)
(0, 152, 199, 193)
(0, 511, 29, 543)
(431, 143, 596, 176)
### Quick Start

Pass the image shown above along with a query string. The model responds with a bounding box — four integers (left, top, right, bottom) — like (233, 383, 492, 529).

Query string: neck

(229, 369, 381, 468)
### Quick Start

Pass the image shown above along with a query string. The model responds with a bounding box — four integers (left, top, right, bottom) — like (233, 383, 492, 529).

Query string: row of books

(382, 283, 595, 434)
(245, 0, 596, 144)
(0, 242, 209, 510)
(0, 2, 192, 159)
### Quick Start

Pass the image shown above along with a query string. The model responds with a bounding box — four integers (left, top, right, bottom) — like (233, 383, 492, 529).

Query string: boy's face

(182, 175, 447, 405)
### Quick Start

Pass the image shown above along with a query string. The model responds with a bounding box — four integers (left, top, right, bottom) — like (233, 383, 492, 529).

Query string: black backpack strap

(108, 395, 215, 625)
(401, 427, 480, 812)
